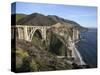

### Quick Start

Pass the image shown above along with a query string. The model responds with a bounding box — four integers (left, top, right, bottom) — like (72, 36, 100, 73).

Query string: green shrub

(16, 48, 29, 58)
(30, 59, 39, 71)
(16, 56, 23, 69)
(16, 48, 29, 71)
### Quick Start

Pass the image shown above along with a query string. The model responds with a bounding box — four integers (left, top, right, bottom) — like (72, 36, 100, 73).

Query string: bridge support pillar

(17, 28, 24, 39)
(42, 27, 46, 41)
(73, 29, 80, 42)
(65, 36, 76, 59)
(23, 26, 29, 41)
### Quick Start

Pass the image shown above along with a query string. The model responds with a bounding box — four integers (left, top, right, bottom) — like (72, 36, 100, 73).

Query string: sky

(12, 2, 97, 28)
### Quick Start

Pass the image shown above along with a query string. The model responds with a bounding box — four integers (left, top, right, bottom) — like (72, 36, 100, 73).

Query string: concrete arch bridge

(11, 24, 84, 65)
(11, 25, 51, 42)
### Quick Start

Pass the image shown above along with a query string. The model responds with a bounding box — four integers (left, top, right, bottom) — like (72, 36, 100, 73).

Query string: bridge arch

(29, 27, 47, 42)
(31, 29, 43, 40)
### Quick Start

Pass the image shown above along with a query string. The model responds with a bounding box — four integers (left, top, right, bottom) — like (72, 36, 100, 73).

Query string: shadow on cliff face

(49, 32, 65, 56)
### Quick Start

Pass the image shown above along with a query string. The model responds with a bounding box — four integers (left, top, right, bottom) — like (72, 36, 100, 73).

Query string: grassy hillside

(16, 13, 81, 27)
(16, 14, 27, 22)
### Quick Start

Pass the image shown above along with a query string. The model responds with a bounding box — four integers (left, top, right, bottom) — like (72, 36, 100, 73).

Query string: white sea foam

(72, 43, 86, 65)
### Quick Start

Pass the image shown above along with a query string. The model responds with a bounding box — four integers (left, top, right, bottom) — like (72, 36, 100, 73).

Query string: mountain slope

(16, 13, 83, 29)
(16, 14, 27, 22)
(17, 13, 57, 26)
(11, 14, 27, 23)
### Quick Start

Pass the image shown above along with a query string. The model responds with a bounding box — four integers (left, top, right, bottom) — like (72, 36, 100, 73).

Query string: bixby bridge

(11, 24, 80, 42)
(11, 24, 85, 65)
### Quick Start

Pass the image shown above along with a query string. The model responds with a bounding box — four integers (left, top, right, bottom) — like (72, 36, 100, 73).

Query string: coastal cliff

(11, 13, 88, 72)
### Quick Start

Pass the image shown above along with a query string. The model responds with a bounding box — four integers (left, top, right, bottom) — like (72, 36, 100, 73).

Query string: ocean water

(76, 28, 97, 68)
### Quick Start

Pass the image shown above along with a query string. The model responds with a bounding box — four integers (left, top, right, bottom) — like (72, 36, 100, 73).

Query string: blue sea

(76, 28, 97, 68)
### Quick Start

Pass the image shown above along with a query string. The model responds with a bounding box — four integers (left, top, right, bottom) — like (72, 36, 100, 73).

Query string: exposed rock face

(15, 39, 73, 72)
(51, 23, 73, 38)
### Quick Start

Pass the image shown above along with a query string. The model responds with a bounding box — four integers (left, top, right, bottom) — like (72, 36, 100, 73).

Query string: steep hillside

(17, 13, 57, 26)
(16, 13, 83, 29)
(16, 14, 27, 22)
(11, 14, 27, 23)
